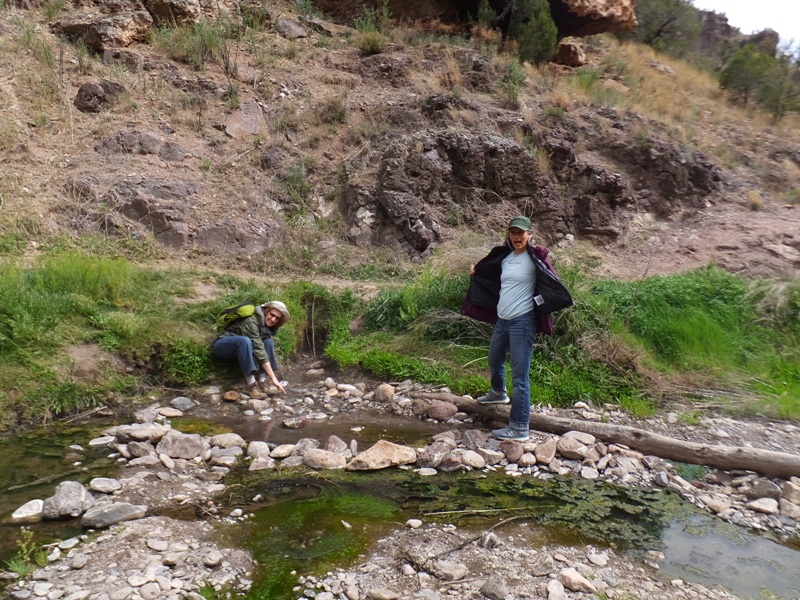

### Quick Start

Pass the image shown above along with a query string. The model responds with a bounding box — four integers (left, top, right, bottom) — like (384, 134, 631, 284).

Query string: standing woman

(466, 216, 539, 441)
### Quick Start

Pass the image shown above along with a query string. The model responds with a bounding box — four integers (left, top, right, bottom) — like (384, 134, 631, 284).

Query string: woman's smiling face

(265, 310, 283, 327)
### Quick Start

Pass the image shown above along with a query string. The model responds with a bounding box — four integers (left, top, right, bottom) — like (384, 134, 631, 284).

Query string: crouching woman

(211, 301, 290, 398)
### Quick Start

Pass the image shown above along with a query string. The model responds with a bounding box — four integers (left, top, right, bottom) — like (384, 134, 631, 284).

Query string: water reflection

(660, 514, 800, 600)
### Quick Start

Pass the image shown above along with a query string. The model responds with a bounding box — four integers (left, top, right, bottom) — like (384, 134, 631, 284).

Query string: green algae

(241, 481, 399, 599)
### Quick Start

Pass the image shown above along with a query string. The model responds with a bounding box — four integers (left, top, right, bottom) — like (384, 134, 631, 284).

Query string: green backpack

(215, 302, 256, 331)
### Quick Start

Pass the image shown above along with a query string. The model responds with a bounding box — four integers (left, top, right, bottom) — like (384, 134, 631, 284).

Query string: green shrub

(497, 57, 526, 108)
(357, 31, 386, 56)
(509, 0, 558, 66)
(159, 338, 213, 386)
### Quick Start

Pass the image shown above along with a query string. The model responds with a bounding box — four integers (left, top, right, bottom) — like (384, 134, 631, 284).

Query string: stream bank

(2, 360, 800, 600)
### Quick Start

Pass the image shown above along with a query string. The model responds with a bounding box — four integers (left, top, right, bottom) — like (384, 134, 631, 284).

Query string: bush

(159, 338, 212, 386)
(357, 31, 386, 56)
(509, 0, 558, 66)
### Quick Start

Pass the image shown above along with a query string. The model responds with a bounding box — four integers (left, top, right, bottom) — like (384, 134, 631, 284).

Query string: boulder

(43, 481, 95, 519)
(346, 440, 416, 470)
(427, 400, 457, 421)
(211, 433, 246, 449)
(11, 499, 44, 523)
(303, 449, 347, 469)
(417, 438, 456, 469)
(51, 11, 153, 52)
(81, 502, 147, 528)
(155, 430, 207, 459)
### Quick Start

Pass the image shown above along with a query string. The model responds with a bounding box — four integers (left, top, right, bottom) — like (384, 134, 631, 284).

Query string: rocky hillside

(0, 0, 798, 280)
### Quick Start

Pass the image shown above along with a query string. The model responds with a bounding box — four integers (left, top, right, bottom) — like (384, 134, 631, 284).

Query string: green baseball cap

(507, 216, 532, 231)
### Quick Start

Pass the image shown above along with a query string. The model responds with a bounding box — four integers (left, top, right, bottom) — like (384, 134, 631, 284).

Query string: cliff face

(312, 0, 637, 39)
(698, 9, 779, 63)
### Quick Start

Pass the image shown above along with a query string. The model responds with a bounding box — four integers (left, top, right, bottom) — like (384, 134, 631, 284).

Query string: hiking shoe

(491, 426, 529, 441)
(477, 390, 510, 405)
(246, 383, 267, 399)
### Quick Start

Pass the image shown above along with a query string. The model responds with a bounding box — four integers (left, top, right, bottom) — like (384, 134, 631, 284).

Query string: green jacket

(215, 306, 270, 365)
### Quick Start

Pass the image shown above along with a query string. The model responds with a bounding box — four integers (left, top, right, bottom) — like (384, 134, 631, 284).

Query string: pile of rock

(213, 373, 800, 542)
(5, 516, 253, 600)
(294, 522, 743, 600)
(5, 370, 800, 600)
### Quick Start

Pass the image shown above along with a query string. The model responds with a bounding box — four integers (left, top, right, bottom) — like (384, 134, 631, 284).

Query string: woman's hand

(469, 264, 475, 276)
(262, 363, 286, 394)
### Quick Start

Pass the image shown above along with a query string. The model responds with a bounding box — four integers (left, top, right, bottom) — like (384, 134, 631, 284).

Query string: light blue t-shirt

(497, 251, 536, 320)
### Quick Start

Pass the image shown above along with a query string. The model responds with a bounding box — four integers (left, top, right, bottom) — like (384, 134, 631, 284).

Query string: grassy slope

(0, 4, 798, 431)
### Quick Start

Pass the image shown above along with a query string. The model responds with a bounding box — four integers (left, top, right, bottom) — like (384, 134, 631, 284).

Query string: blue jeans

(262, 337, 279, 372)
(211, 336, 257, 376)
(487, 311, 536, 431)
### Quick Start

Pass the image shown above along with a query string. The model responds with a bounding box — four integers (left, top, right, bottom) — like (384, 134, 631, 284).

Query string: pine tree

(509, 0, 558, 66)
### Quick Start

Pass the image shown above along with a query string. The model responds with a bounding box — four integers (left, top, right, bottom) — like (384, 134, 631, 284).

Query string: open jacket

(461, 244, 556, 336)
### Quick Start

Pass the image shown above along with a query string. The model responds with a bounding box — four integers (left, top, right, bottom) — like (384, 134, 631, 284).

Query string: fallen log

(418, 391, 800, 479)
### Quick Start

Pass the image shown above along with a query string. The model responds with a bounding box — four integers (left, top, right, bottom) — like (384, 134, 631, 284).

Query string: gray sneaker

(491, 426, 529, 441)
(476, 390, 510, 405)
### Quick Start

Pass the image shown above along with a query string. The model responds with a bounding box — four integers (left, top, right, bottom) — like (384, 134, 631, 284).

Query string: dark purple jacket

(461, 244, 555, 336)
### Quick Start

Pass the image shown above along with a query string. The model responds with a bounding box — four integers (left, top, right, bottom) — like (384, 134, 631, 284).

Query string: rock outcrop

(312, 0, 637, 38)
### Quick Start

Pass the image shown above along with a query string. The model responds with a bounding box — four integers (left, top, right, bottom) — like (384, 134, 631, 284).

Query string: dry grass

(438, 49, 463, 91)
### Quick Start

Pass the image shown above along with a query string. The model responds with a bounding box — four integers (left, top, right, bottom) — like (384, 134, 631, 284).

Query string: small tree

(509, 0, 558, 66)
(619, 0, 700, 59)
(719, 44, 775, 105)
(758, 46, 800, 122)
(475, 0, 497, 27)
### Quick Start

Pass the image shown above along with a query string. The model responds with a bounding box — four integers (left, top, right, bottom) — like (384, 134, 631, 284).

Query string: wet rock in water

(282, 416, 306, 429)
(155, 430, 207, 459)
(270, 443, 295, 458)
(109, 423, 171, 443)
(324, 434, 351, 457)
(211, 432, 246, 448)
(170, 395, 195, 411)
(43, 481, 95, 519)
(11, 499, 44, 523)
(417, 438, 456, 468)
(346, 440, 416, 470)
(303, 448, 347, 469)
